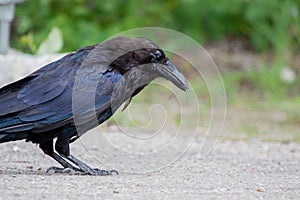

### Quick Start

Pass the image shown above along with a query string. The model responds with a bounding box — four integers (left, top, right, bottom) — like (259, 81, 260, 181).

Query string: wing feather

(0, 44, 125, 137)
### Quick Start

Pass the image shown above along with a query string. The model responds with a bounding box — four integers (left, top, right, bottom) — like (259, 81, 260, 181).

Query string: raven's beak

(160, 60, 188, 91)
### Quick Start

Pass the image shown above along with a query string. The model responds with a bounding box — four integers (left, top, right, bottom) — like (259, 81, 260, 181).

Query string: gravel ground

(0, 129, 299, 200)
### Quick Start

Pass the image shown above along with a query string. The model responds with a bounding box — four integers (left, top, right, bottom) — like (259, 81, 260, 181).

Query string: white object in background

(280, 67, 296, 83)
(0, 0, 24, 54)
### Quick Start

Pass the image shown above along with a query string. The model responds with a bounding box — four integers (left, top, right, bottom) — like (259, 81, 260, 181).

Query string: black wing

(0, 45, 122, 136)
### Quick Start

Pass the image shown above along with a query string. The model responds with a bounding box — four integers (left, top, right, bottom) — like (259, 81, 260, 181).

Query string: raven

(0, 36, 188, 175)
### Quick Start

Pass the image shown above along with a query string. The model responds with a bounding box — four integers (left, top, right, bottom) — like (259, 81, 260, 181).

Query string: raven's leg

(55, 137, 118, 176)
(39, 140, 80, 173)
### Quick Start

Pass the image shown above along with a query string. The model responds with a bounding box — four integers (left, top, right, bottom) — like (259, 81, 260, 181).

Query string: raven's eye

(150, 50, 164, 62)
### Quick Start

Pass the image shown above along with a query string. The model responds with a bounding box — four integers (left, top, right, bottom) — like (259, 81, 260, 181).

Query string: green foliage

(12, 0, 173, 53)
(12, 0, 300, 55)
(221, 64, 300, 105)
(243, 0, 300, 64)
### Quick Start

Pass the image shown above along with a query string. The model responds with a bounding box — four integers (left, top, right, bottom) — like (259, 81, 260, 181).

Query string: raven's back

(0, 45, 121, 144)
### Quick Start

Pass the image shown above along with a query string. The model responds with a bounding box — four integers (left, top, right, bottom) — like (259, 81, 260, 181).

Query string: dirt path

(0, 129, 299, 199)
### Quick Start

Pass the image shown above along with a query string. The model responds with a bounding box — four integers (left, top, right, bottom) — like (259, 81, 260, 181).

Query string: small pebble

(13, 146, 20, 152)
(257, 187, 265, 192)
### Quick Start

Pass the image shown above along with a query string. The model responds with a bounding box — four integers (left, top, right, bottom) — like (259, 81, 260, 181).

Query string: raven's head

(110, 37, 188, 92)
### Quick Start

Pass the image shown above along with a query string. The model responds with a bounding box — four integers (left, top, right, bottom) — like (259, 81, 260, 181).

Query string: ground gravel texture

(0, 129, 299, 200)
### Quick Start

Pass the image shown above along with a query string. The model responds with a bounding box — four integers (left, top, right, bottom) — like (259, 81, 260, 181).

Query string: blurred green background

(10, 0, 300, 141)
(12, 0, 300, 55)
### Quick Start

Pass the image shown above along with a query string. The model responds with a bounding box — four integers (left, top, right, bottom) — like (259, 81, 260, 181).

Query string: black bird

(0, 36, 188, 175)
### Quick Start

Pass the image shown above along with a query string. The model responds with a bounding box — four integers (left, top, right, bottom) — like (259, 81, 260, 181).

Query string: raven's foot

(65, 155, 119, 175)
(46, 166, 83, 175)
(46, 166, 118, 176)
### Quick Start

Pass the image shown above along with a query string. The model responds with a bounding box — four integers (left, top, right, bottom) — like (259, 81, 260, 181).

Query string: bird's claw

(89, 168, 119, 176)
